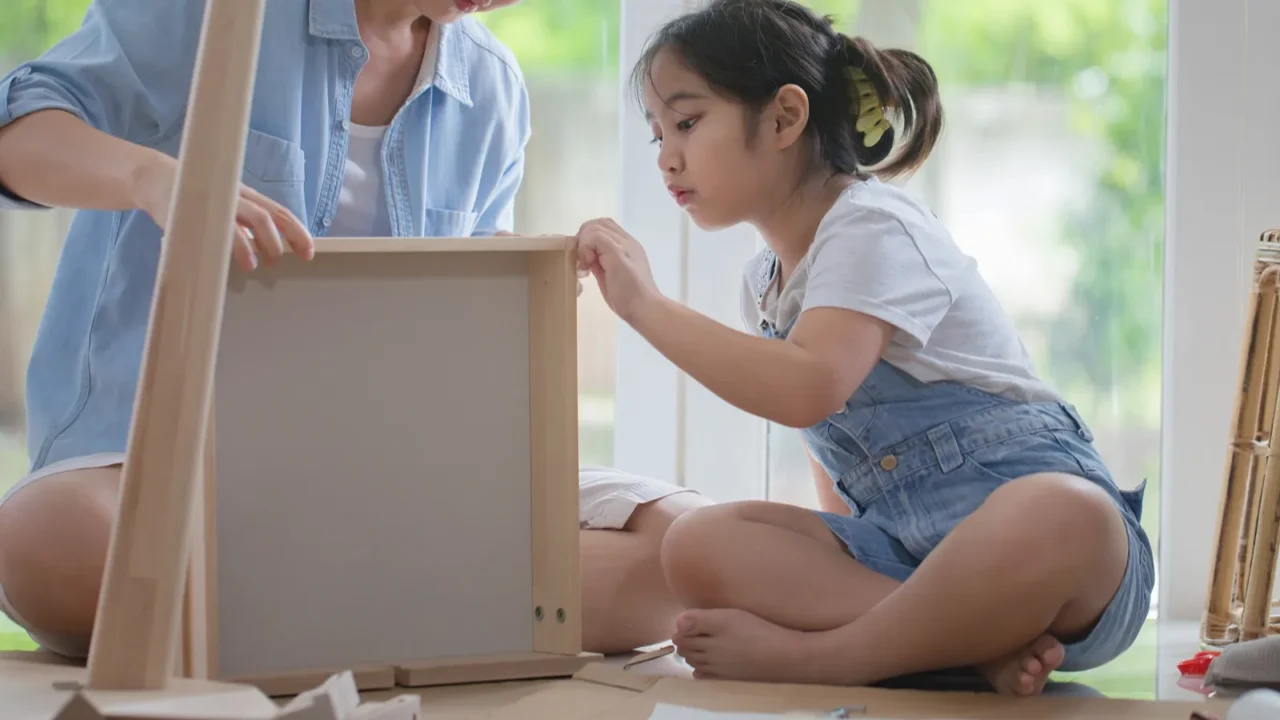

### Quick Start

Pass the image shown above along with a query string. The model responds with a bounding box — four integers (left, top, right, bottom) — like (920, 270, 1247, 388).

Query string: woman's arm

(0, 1, 312, 267)
(0, 109, 172, 215)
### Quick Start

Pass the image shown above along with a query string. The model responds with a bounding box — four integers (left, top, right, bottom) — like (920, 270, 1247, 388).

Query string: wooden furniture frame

(181, 235, 585, 696)
(80, 0, 586, 702)
(1202, 229, 1280, 645)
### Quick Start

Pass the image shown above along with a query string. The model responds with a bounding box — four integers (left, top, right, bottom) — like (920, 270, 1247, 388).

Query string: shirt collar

(308, 0, 472, 107)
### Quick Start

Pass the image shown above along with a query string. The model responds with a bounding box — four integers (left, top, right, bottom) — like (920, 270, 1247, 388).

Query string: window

(479, 2, 621, 466)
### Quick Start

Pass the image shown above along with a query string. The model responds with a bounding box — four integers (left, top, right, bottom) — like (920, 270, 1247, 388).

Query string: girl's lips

(669, 187, 694, 206)
(454, 0, 479, 12)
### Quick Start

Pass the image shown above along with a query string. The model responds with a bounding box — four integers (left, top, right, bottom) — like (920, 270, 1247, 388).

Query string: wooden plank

(527, 249, 581, 655)
(85, 0, 268, 690)
(393, 652, 596, 688)
(313, 235, 571, 254)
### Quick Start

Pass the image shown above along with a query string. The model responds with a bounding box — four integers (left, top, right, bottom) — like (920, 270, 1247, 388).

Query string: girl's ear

(769, 84, 810, 150)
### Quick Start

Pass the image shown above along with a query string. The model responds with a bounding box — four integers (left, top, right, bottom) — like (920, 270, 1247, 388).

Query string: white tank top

(328, 21, 440, 238)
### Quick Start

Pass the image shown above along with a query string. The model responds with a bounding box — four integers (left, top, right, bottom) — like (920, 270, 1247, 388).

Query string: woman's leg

(580, 490, 714, 654)
(667, 473, 1136, 690)
(0, 464, 122, 657)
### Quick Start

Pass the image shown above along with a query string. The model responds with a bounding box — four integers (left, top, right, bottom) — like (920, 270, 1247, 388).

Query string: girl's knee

(984, 473, 1129, 575)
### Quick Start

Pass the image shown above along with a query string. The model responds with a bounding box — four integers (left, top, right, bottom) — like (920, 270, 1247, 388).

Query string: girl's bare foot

(978, 634, 1065, 696)
(671, 608, 820, 683)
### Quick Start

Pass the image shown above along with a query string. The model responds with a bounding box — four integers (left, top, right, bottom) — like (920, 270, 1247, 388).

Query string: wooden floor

(2, 646, 1234, 720)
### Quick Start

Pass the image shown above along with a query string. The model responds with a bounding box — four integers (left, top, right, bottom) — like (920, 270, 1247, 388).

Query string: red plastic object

(1177, 650, 1220, 677)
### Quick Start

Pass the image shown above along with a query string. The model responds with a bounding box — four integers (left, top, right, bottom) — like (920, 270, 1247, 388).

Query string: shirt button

(879, 455, 898, 471)
(338, 118, 350, 130)
(350, 45, 365, 58)
(322, 215, 333, 227)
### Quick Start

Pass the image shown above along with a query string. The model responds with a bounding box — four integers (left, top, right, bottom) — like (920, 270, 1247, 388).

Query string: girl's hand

(131, 151, 314, 272)
(574, 218, 661, 324)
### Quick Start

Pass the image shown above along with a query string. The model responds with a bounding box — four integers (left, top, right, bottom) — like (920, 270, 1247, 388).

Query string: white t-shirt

(739, 176, 1062, 404)
(329, 22, 441, 237)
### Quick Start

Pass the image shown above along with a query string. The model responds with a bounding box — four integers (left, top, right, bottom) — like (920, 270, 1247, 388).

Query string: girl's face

(643, 48, 805, 231)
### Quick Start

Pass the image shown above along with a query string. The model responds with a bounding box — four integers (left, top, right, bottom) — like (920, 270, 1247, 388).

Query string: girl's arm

(629, 293, 892, 429)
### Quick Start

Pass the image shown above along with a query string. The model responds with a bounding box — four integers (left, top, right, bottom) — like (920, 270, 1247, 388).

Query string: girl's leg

(0, 464, 121, 656)
(580, 490, 714, 654)
(659, 499, 902, 631)
(669, 472, 1134, 690)
(660, 496, 1062, 694)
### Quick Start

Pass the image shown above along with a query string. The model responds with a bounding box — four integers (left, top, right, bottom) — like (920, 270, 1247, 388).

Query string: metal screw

(556, 608, 566, 623)
(535, 606, 543, 621)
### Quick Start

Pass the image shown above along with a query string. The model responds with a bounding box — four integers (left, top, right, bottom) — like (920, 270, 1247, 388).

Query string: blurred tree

(917, 0, 1168, 426)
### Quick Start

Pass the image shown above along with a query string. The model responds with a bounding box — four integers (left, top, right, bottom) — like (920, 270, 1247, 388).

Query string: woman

(0, 0, 710, 660)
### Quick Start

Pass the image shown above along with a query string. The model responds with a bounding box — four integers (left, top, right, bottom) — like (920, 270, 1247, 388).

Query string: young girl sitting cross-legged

(573, 0, 1153, 697)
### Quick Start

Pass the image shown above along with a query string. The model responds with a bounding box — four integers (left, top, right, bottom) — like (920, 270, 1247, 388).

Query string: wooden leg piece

(85, 0, 269, 690)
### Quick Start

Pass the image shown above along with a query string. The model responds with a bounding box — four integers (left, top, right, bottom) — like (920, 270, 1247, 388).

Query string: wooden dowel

(85, 0, 268, 690)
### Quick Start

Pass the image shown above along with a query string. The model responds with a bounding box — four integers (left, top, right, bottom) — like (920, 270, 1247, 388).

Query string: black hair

(629, 0, 944, 181)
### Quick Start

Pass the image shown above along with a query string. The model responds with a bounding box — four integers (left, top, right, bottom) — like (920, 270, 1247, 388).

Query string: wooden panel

(209, 250, 538, 679)
(527, 250, 581, 655)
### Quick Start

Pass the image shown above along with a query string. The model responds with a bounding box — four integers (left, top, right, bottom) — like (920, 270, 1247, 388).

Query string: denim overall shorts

(758, 314, 1155, 672)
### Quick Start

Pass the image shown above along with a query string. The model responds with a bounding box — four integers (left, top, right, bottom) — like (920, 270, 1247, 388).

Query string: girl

(0, 0, 709, 661)
(575, 0, 1153, 697)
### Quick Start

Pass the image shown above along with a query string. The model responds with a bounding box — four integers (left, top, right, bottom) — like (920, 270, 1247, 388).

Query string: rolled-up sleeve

(0, 0, 198, 210)
(472, 74, 531, 236)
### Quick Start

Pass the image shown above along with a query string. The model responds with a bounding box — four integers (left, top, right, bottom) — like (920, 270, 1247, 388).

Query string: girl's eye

(676, 117, 698, 132)
(650, 136, 663, 145)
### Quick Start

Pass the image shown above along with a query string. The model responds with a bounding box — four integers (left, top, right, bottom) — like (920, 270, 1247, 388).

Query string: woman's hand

(130, 152, 314, 272)
(574, 218, 661, 325)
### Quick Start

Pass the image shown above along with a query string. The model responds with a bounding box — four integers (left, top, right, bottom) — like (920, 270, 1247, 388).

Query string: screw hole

(535, 606, 543, 621)
(556, 608, 566, 623)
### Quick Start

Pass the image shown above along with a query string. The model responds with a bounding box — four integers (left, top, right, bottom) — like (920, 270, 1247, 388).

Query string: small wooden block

(228, 666, 396, 698)
(393, 652, 597, 688)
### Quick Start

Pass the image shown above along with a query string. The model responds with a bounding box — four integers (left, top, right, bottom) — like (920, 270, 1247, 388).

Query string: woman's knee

(0, 465, 121, 635)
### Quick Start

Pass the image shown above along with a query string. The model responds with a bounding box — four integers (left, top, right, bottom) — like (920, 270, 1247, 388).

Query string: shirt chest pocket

(239, 130, 307, 218)
(423, 207, 481, 238)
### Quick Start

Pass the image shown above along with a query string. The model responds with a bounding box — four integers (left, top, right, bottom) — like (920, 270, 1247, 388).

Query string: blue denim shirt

(0, 0, 531, 472)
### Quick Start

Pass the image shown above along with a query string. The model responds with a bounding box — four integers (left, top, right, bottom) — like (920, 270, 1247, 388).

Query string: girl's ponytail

(839, 35, 944, 179)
